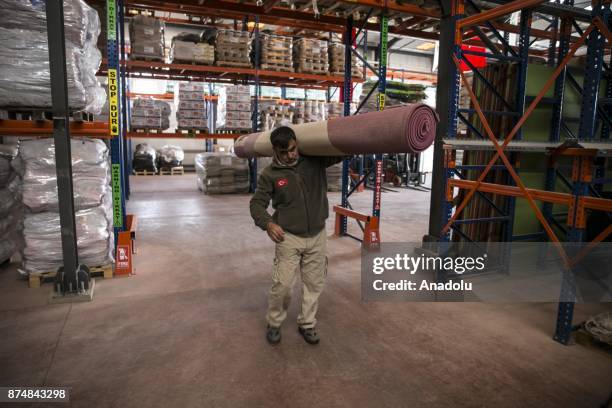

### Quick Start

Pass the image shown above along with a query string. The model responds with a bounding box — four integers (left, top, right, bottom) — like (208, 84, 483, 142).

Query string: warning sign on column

(108, 68, 119, 136)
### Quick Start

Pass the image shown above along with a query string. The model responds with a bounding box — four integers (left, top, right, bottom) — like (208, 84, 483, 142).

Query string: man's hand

(266, 222, 285, 243)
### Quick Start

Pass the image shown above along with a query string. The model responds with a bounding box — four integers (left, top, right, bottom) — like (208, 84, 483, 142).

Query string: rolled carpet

(234, 104, 438, 158)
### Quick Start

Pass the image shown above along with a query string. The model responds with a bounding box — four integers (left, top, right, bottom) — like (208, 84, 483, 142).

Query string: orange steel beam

(333, 205, 371, 223)
(126, 132, 242, 139)
(457, 0, 548, 29)
(0, 120, 110, 137)
(570, 224, 612, 267)
(593, 16, 612, 44)
(448, 179, 573, 205)
(582, 196, 612, 212)
(442, 24, 594, 237)
(128, 92, 175, 100)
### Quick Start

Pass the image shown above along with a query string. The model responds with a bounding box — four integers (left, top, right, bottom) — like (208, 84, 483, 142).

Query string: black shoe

(266, 325, 281, 345)
(298, 326, 320, 345)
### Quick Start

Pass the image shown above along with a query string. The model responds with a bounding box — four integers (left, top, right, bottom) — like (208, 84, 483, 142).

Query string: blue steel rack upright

(106, 0, 127, 238)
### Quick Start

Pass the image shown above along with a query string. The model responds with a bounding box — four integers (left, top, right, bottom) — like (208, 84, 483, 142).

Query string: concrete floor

(0, 174, 610, 408)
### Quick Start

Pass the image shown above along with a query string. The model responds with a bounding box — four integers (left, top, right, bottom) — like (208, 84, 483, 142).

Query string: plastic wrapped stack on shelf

(260, 101, 293, 131)
(217, 85, 252, 131)
(176, 82, 208, 132)
(131, 98, 171, 131)
(0, 0, 106, 114)
(293, 38, 329, 75)
(129, 14, 164, 62)
(132, 143, 157, 173)
(158, 145, 185, 170)
(170, 32, 214, 65)
(215, 30, 251, 68)
(259, 34, 293, 72)
(293, 100, 326, 124)
(327, 102, 356, 119)
(326, 162, 343, 192)
(195, 153, 250, 194)
(329, 42, 361, 78)
(358, 80, 428, 113)
(14, 139, 114, 275)
(0, 145, 23, 263)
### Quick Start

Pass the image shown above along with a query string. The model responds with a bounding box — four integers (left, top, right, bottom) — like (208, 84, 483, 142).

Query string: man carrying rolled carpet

(250, 126, 343, 346)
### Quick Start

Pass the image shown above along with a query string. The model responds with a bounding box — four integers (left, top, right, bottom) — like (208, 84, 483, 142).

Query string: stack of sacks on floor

(217, 85, 252, 131)
(176, 82, 208, 131)
(158, 145, 184, 169)
(195, 153, 249, 194)
(13, 139, 114, 274)
(129, 14, 164, 61)
(132, 143, 157, 173)
(326, 163, 343, 192)
(0, 145, 23, 263)
(0, 0, 106, 113)
(327, 102, 356, 119)
(131, 98, 171, 130)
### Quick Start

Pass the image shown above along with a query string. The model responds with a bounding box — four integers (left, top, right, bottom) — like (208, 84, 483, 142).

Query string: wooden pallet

(131, 128, 164, 133)
(29, 264, 113, 288)
(216, 128, 252, 134)
(175, 128, 209, 134)
(159, 166, 185, 176)
(215, 61, 253, 68)
(172, 59, 215, 66)
(260, 64, 294, 72)
(133, 169, 157, 176)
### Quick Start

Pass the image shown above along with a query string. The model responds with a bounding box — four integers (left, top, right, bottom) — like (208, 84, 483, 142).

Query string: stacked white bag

(0, 0, 106, 114)
(13, 139, 114, 274)
(0, 145, 23, 263)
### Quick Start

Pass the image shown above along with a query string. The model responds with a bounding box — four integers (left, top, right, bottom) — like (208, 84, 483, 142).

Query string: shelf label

(112, 163, 123, 227)
(107, 0, 116, 41)
(108, 68, 119, 136)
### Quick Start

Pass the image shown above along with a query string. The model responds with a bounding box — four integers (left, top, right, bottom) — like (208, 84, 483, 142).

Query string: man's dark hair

(270, 126, 296, 149)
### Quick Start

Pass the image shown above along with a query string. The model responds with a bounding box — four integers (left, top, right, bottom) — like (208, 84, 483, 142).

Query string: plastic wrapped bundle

(326, 162, 343, 192)
(132, 143, 157, 173)
(170, 33, 214, 65)
(0, 0, 106, 113)
(22, 198, 114, 273)
(176, 82, 208, 131)
(217, 85, 252, 131)
(15, 138, 114, 274)
(293, 38, 328, 74)
(158, 145, 185, 169)
(215, 30, 251, 68)
(195, 153, 249, 194)
(0, 146, 23, 263)
(16, 138, 110, 213)
(259, 34, 293, 72)
(129, 15, 164, 61)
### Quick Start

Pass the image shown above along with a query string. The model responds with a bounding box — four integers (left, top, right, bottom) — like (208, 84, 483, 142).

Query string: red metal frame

(0, 119, 110, 137)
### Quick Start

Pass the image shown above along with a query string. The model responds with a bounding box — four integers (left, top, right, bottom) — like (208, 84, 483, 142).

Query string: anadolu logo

(276, 178, 288, 188)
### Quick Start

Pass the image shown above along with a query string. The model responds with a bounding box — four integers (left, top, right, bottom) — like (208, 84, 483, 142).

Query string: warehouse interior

(0, 0, 611, 406)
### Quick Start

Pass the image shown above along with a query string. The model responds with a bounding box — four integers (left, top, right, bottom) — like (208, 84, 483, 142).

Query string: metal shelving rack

(429, 0, 612, 345)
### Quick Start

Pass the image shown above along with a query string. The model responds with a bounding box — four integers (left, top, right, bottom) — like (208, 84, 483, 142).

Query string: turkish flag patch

(276, 178, 288, 188)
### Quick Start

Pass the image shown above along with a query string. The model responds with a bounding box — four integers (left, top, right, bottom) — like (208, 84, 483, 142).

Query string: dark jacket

(250, 156, 344, 237)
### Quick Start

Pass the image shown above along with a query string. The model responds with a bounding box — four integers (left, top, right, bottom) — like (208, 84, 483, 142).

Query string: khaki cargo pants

(267, 228, 327, 329)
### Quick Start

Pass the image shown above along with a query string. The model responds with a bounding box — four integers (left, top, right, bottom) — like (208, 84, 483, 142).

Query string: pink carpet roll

(234, 104, 438, 158)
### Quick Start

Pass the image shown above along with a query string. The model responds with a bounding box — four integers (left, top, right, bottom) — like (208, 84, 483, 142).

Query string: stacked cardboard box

(176, 82, 208, 131)
(293, 38, 328, 75)
(170, 38, 214, 65)
(259, 34, 293, 72)
(217, 85, 252, 131)
(329, 42, 361, 78)
(260, 102, 293, 131)
(293, 100, 326, 124)
(131, 98, 171, 130)
(215, 30, 251, 68)
(129, 15, 164, 62)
